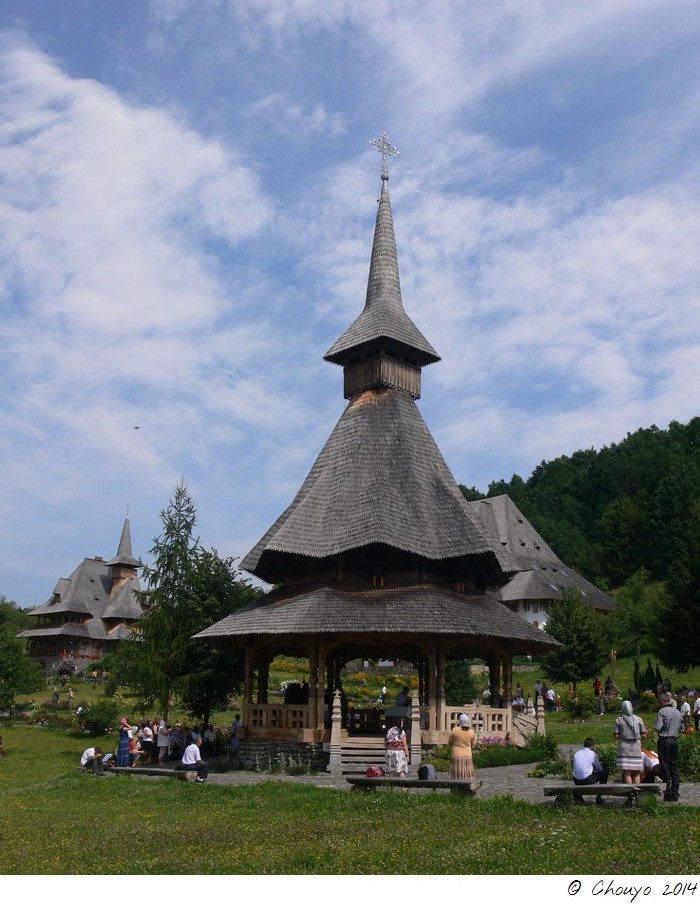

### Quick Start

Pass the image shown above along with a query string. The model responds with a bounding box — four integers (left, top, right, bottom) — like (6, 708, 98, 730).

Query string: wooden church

(19, 516, 143, 676)
(196, 136, 584, 770)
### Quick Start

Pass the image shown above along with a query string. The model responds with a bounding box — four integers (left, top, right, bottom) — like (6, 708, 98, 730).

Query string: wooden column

(243, 646, 255, 725)
(502, 652, 512, 711)
(308, 642, 319, 732)
(317, 641, 330, 732)
(256, 654, 269, 704)
(488, 652, 500, 706)
(435, 644, 446, 732)
(426, 646, 437, 730)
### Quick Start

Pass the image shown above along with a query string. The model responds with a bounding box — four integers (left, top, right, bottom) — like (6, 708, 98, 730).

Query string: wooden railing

(245, 704, 309, 735)
(442, 706, 511, 739)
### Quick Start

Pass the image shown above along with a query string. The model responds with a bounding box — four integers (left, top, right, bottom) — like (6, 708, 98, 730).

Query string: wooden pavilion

(195, 138, 562, 770)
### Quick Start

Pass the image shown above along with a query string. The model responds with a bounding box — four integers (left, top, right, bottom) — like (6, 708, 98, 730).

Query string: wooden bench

(543, 782, 663, 805)
(347, 776, 482, 796)
(111, 766, 198, 782)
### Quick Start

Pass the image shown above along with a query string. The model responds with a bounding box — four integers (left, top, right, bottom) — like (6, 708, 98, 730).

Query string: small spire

(106, 514, 140, 568)
(370, 130, 399, 180)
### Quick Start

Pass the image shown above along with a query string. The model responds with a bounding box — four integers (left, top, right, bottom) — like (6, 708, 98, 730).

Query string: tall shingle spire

(324, 133, 439, 389)
(106, 515, 140, 568)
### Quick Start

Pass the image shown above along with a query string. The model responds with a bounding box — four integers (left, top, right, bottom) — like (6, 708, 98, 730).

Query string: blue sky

(1, 1, 699, 609)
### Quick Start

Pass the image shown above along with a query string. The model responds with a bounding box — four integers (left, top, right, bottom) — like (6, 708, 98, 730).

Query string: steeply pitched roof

(467, 495, 614, 611)
(21, 522, 144, 643)
(241, 387, 515, 582)
(106, 515, 140, 568)
(324, 176, 439, 367)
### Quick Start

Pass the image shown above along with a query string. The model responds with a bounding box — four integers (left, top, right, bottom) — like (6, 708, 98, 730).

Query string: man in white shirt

(181, 736, 209, 783)
(679, 697, 691, 728)
(572, 737, 607, 805)
(693, 696, 700, 732)
(80, 746, 104, 775)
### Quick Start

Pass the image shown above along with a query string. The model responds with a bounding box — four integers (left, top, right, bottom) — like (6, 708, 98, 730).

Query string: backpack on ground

(418, 764, 436, 780)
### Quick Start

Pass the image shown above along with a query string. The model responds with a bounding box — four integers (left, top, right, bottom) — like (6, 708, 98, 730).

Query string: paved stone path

(202, 758, 700, 808)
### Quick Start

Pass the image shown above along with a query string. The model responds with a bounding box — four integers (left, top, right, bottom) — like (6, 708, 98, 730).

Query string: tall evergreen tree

(129, 481, 203, 721)
(541, 589, 608, 692)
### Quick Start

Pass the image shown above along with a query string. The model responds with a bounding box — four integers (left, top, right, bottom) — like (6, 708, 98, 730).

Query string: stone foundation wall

(238, 739, 329, 772)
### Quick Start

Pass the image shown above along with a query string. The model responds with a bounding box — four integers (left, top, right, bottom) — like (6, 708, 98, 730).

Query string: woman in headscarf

(448, 714, 476, 781)
(384, 719, 409, 778)
(614, 700, 648, 784)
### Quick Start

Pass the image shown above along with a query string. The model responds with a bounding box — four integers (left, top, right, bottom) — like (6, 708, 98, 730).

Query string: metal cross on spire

(370, 130, 399, 179)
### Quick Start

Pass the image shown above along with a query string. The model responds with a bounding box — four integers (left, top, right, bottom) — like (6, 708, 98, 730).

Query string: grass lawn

(1, 723, 699, 875)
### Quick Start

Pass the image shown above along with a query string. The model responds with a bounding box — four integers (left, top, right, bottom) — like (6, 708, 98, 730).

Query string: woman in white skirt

(614, 700, 648, 784)
(448, 714, 476, 780)
(384, 719, 409, 777)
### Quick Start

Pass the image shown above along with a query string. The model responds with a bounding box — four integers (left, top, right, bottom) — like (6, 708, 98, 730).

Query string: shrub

(80, 698, 119, 736)
(678, 730, 700, 780)
(57, 657, 77, 677)
(524, 733, 558, 761)
(634, 691, 659, 713)
(596, 743, 617, 777)
(528, 756, 570, 778)
(560, 692, 598, 720)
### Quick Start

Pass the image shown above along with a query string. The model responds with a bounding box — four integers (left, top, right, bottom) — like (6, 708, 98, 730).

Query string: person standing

(156, 719, 170, 764)
(679, 697, 691, 729)
(655, 691, 684, 802)
(448, 714, 476, 781)
(116, 718, 132, 766)
(229, 713, 242, 760)
(693, 695, 700, 733)
(572, 737, 608, 805)
(613, 701, 647, 784)
(384, 719, 409, 778)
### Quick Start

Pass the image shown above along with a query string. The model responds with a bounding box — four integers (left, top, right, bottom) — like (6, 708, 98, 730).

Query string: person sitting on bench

(572, 737, 608, 805)
(180, 734, 209, 783)
(80, 746, 104, 775)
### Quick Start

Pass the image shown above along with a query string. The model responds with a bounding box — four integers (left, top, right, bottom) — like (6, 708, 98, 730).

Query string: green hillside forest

(460, 416, 700, 672)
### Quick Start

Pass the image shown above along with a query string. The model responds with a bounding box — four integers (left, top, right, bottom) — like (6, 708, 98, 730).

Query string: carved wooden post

(536, 693, 546, 736)
(409, 693, 421, 771)
(328, 689, 342, 775)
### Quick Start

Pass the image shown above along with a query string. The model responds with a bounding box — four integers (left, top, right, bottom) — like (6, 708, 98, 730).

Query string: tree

(117, 481, 262, 723)
(0, 628, 43, 712)
(0, 596, 33, 633)
(444, 660, 477, 706)
(181, 548, 261, 728)
(656, 499, 700, 672)
(541, 589, 608, 692)
(605, 569, 670, 656)
(128, 480, 203, 721)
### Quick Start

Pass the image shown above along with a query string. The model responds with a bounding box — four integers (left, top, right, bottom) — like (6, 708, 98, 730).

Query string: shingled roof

(324, 176, 439, 367)
(467, 495, 614, 612)
(194, 581, 560, 653)
(241, 387, 517, 583)
(18, 517, 144, 645)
